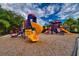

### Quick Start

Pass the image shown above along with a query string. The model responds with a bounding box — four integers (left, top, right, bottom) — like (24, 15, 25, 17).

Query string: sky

(0, 3, 79, 25)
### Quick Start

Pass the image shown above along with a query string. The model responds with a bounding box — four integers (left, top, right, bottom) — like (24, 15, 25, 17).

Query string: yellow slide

(25, 22, 43, 42)
(31, 22, 43, 35)
(60, 27, 72, 34)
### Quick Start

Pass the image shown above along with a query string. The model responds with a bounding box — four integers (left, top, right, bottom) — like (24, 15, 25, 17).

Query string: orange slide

(25, 22, 43, 42)
(60, 27, 73, 34)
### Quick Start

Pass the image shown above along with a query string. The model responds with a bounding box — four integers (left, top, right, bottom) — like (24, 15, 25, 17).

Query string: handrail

(71, 37, 79, 56)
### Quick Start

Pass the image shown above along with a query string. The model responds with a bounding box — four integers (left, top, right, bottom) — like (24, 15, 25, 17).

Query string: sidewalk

(0, 35, 10, 38)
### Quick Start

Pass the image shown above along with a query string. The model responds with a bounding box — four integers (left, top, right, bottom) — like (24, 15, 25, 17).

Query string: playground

(0, 3, 79, 56)
(0, 13, 79, 56)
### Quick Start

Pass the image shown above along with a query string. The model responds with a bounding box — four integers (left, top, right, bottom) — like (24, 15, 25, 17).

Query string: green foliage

(77, 18, 79, 32)
(64, 18, 79, 33)
(0, 6, 24, 35)
(0, 19, 10, 28)
(64, 18, 77, 25)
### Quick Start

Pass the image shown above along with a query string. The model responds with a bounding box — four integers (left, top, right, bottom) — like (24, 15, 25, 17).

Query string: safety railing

(72, 37, 79, 56)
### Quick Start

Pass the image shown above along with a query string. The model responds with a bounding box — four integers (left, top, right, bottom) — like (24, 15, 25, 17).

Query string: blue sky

(0, 3, 79, 25)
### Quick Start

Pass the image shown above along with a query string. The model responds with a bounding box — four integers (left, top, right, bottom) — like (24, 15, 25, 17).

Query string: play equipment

(22, 14, 43, 42)
(60, 27, 70, 33)
(10, 26, 18, 37)
(60, 26, 73, 34)
(11, 14, 43, 42)
(54, 20, 73, 34)
(50, 20, 61, 34)
(45, 20, 73, 34)
(44, 26, 51, 34)
(25, 22, 43, 41)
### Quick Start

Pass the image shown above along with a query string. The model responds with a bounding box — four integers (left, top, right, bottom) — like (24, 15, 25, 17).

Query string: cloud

(37, 18, 47, 26)
(58, 3, 79, 19)
(0, 3, 62, 18)
(1, 3, 79, 24)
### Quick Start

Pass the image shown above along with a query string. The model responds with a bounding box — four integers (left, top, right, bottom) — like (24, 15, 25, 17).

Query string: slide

(60, 27, 72, 34)
(31, 22, 43, 35)
(25, 22, 43, 42)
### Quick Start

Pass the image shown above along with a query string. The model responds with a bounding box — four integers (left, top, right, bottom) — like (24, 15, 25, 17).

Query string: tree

(77, 18, 79, 32)
(0, 7, 24, 35)
(64, 18, 77, 32)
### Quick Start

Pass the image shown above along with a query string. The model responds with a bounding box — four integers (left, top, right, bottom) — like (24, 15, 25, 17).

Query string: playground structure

(18, 14, 43, 42)
(44, 20, 72, 34)
(10, 14, 73, 42)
